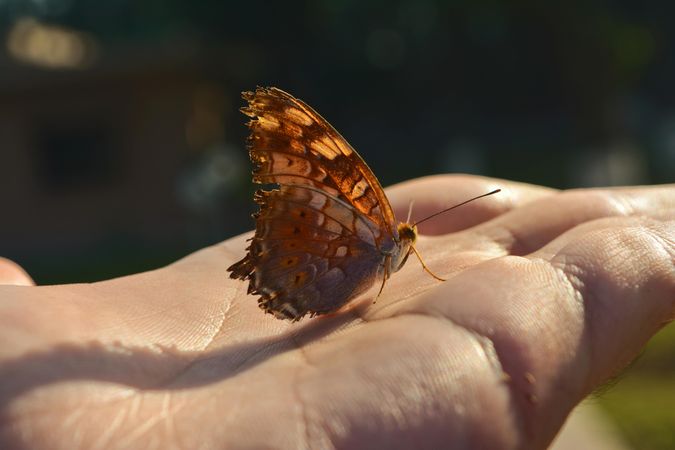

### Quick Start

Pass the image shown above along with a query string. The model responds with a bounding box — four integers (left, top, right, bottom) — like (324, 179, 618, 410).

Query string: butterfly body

(228, 87, 417, 321)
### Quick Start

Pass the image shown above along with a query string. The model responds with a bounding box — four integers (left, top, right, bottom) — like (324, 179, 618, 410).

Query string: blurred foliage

(598, 324, 675, 449)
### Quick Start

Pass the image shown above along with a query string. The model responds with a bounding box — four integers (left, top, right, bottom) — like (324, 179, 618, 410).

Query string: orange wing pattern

(241, 87, 396, 238)
(229, 87, 401, 320)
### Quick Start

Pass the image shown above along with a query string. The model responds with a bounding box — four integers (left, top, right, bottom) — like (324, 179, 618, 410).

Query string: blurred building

(0, 1, 673, 284)
(0, 18, 252, 282)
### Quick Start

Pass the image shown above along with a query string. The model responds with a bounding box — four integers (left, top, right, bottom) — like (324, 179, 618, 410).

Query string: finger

(215, 174, 555, 263)
(383, 217, 675, 448)
(474, 185, 675, 256)
(539, 218, 675, 386)
(385, 174, 556, 235)
(0, 258, 34, 286)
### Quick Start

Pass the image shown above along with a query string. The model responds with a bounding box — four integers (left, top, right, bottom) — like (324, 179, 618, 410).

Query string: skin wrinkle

(605, 189, 674, 218)
(169, 394, 189, 450)
(0, 389, 143, 448)
(632, 224, 675, 317)
(146, 282, 242, 391)
(115, 408, 166, 449)
(61, 404, 87, 429)
(563, 190, 623, 216)
(604, 191, 634, 217)
(389, 311, 522, 448)
(290, 350, 314, 450)
(127, 393, 142, 423)
(92, 271, 231, 341)
(160, 393, 178, 450)
(534, 259, 593, 404)
(290, 331, 340, 450)
(482, 221, 530, 256)
(160, 338, 292, 389)
(4, 393, 136, 449)
(90, 403, 128, 450)
(197, 292, 235, 353)
(548, 221, 674, 390)
(289, 331, 317, 449)
(481, 190, 649, 259)
(3, 384, 140, 423)
(642, 223, 675, 262)
(550, 231, 621, 373)
(204, 382, 248, 442)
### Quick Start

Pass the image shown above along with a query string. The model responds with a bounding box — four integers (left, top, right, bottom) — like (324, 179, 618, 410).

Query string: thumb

(0, 258, 34, 286)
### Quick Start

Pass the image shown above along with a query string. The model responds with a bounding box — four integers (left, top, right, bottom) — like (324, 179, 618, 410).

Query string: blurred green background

(0, 1, 673, 447)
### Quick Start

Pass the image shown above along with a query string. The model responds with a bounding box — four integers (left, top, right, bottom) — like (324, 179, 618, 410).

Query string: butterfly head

(397, 222, 418, 245)
(391, 222, 418, 271)
(392, 221, 446, 282)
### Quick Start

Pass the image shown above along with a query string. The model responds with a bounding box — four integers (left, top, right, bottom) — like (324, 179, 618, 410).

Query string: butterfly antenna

(413, 189, 501, 227)
(411, 245, 446, 281)
(406, 199, 415, 223)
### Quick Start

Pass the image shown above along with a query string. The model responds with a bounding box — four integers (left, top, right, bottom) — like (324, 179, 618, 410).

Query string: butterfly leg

(374, 255, 391, 303)
(411, 245, 446, 282)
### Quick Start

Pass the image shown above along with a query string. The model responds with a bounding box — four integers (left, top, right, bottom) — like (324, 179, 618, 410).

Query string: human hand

(0, 175, 673, 449)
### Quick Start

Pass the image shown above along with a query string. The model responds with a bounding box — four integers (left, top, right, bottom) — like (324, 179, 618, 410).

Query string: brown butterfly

(228, 87, 497, 321)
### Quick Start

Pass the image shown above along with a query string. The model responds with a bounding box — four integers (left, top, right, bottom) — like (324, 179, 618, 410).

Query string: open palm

(1, 175, 673, 449)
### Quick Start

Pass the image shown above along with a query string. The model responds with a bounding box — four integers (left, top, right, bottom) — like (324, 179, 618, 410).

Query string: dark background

(0, 3, 674, 446)
(2, 0, 674, 285)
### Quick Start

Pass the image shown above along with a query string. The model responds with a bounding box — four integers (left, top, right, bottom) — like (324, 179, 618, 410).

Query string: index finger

(385, 174, 556, 235)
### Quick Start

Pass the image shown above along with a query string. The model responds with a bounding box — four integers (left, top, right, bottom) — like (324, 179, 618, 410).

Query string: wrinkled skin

(0, 175, 673, 449)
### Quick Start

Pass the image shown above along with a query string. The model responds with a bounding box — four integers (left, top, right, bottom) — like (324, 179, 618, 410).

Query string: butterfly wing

(228, 87, 399, 320)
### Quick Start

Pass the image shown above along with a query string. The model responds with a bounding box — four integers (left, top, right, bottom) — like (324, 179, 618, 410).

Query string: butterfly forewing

(242, 87, 396, 234)
(229, 87, 401, 320)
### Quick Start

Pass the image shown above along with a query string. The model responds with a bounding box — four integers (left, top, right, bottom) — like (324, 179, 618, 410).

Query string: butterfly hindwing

(229, 186, 384, 320)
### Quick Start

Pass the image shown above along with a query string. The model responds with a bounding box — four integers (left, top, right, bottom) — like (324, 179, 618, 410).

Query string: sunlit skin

(0, 174, 673, 449)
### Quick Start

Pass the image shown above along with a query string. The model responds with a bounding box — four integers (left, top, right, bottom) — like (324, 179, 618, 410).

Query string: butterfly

(228, 87, 497, 321)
